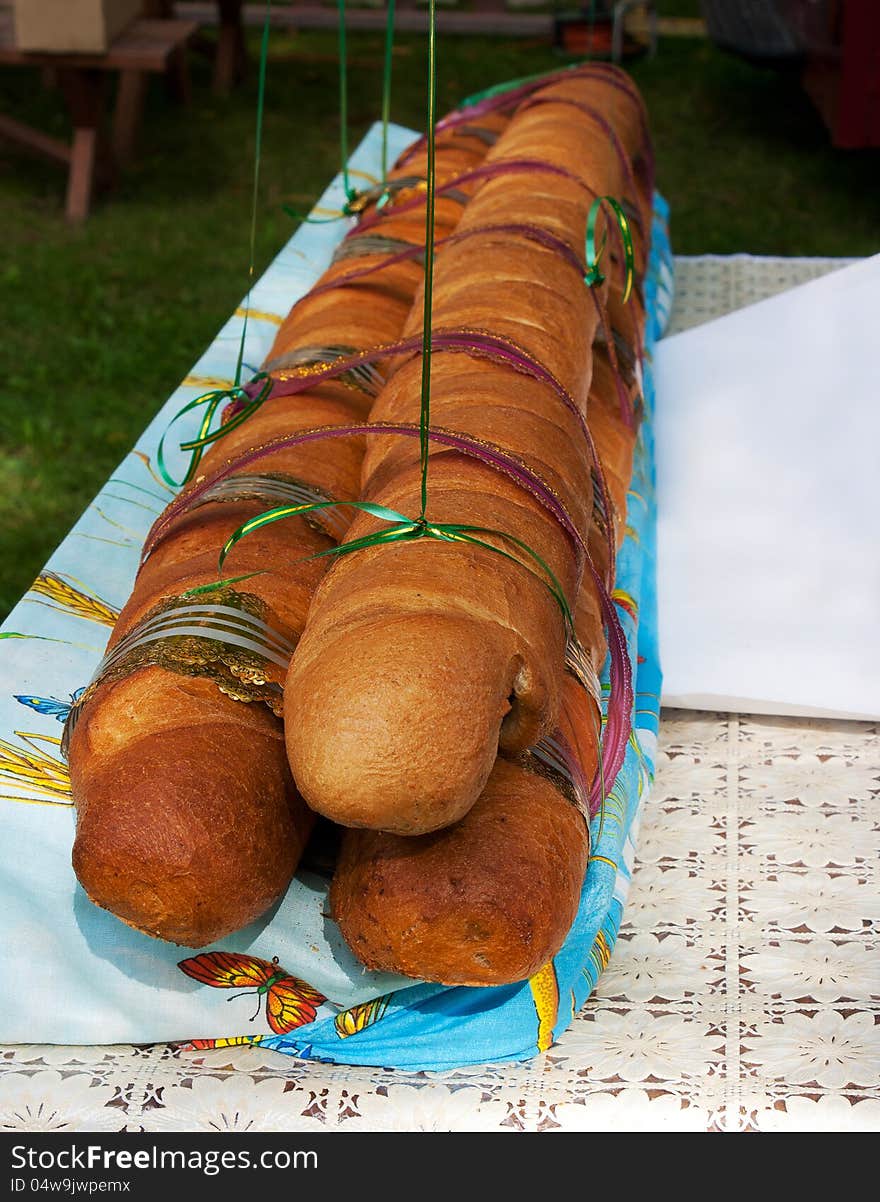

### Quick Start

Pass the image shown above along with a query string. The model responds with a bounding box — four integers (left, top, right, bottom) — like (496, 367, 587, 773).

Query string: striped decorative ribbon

(61, 600, 297, 757)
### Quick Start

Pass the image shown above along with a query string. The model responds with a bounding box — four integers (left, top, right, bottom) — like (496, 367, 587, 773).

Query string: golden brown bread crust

(68, 117, 508, 946)
(289, 610, 522, 835)
(69, 673, 313, 948)
(285, 458, 575, 833)
(325, 67, 652, 984)
(284, 72, 648, 836)
(323, 342, 637, 984)
(323, 323, 633, 982)
(330, 756, 590, 985)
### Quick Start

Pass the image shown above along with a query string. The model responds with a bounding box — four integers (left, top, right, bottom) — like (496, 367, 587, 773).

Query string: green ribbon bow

(218, 500, 574, 631)
(584, 195, 635, 304)
(157, 373, 272, 490)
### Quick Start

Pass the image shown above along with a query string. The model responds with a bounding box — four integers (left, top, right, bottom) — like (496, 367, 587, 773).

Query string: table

(0, 14, 198, 221)
(147, 0, 245, 95)
(0, 253, 876, 1133)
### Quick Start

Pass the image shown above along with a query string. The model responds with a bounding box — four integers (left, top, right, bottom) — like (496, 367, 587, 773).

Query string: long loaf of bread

(285, 70, 652, 837)
(311, 69, 654, 984)
(329, 301, 650, 984)
(65, 116, 507, 947)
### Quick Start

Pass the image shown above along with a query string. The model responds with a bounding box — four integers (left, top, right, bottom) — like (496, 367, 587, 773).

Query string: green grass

(1, 24, 878, 619)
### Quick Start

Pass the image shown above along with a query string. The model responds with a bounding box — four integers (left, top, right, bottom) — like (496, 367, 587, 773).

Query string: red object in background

(554, 16, 614, 59)
(798, 0, 880, 148)
(553, 14, 646, 61)
(562, 28, 612, 58)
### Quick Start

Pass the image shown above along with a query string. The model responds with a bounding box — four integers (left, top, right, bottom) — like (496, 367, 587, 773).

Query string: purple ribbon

(142, 415, 633, 803)
(588, 558, 633, 809)
(307, 222, 586, 303)
(398, 63, 647, 166)
(143, 420, 587, 565)
(519, 95, 646, 234)
(354, 158, 597, 235)
(229, 329, 618, 577)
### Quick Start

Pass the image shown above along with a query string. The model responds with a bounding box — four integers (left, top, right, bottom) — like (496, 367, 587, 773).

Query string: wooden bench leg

(66, 127, 99, 222)
(0, 113, 71, 167)
(112, 70, 148, 168)
(58, 68, 112, 223)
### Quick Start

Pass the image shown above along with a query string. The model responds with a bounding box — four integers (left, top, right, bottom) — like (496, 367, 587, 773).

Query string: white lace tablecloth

(2, 255, 877, 1134)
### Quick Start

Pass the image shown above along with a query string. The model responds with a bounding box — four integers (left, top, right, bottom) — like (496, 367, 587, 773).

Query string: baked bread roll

(285, 70, 651, 836)
(330, 747, 592, 985)
(65, 118, 506, 947)
(329, 248, 650, 984)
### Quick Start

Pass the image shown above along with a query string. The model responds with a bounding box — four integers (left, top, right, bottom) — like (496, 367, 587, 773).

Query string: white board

(654, 254, 880, 720)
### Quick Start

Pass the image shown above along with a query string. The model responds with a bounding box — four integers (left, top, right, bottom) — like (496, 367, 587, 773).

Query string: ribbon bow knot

(158, 372, 273, 490)
(584, 195, 635, 304)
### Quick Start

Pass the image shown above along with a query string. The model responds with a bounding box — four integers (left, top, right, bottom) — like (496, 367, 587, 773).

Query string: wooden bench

(147, 0, 245, 95)
(0, 14, 198, 221)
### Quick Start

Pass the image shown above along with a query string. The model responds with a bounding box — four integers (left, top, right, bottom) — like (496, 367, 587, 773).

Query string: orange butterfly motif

(178, 951, 325, 1035)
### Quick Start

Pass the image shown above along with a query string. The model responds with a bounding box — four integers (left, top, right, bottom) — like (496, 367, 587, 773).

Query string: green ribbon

(182, 571, 267, 598)
(381, 0, 396, 185)
(338, 0, 358, 208)
(218, 501, 573, 630)
(284, 0, 396, 225)
(213, 0, 576, 637)
(418, 0, 437, 521)
(458, 62, 587, 109)
(157, 374, 273, 489)
(460, 71, 549, 109)
(233, 2, 272, 388)
(158, 2, 274, 490)
(341, 0, 395, 203)
(220, 500, 410, 561)
(584, 195, 635, 304)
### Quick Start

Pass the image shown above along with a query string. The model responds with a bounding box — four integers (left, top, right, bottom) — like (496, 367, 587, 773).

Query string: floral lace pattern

(2, 257, 876, 1133)
(3, 702, 876, 1132)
